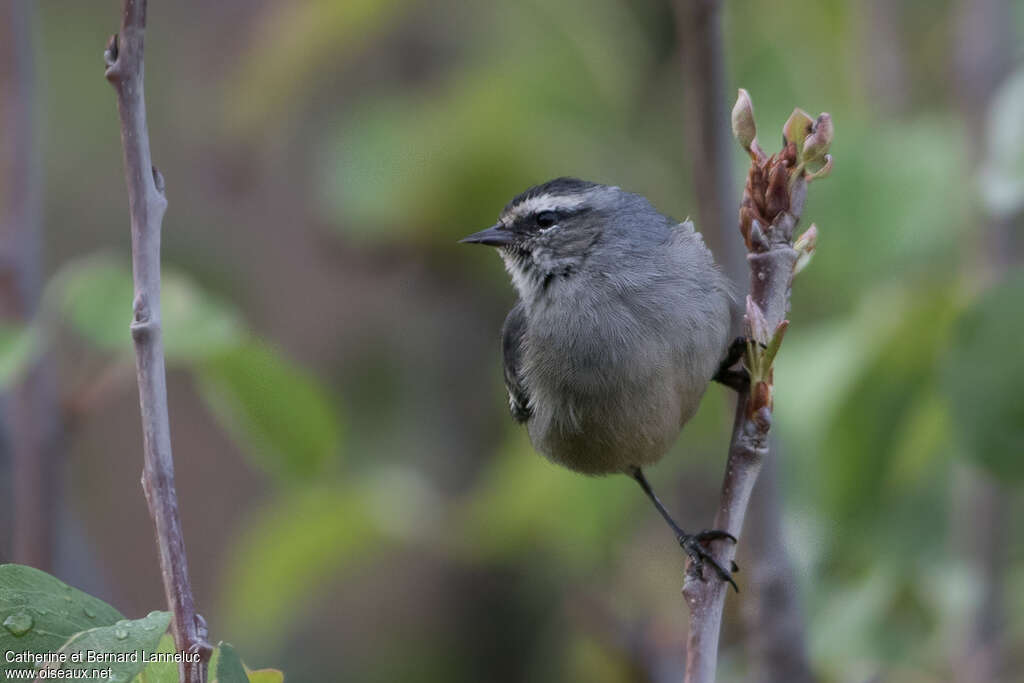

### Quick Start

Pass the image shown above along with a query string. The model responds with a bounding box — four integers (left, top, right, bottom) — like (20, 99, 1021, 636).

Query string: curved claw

(695, 529, 737, 544)
(680, 530, 739, 593)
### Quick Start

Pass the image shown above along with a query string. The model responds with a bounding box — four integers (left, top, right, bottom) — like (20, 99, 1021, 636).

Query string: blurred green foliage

(0, 324, 35, 389)
(942, 269, 1024, 481)
(57, 256, 244, 360)
(28, 0, 1024, 680)
(218, 485, 384, 645)
(196, 342, 343, 481)
(56, 257, 342, 482)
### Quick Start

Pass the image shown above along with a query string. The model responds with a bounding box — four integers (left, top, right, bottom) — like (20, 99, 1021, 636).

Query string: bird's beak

(459, 223, 513, 247)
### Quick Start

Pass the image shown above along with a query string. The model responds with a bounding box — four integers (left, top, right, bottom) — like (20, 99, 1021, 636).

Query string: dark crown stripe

(503, 177, 600, 215)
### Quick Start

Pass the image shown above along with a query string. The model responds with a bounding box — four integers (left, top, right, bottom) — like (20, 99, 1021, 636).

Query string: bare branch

(104, 2, 209, 680)
(672, 3, 818, 680)
(681, 95, 830, 683)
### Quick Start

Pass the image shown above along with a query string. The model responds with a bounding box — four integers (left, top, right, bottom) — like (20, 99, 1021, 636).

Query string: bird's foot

(679, 530, 739, 592)
(713, 336, 759, 392)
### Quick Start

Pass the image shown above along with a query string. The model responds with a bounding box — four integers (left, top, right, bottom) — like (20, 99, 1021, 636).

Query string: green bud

(782, 108, 814, 150)
(802, 113, 833, 164)
(793, 224, 818, 275)
(732, 89, 757, 152)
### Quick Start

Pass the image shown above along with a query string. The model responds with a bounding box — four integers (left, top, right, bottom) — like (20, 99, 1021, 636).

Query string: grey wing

(501, 303, 531, 423)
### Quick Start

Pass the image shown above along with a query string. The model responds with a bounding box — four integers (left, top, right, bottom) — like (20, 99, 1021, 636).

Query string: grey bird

(462, 177, 744, 588)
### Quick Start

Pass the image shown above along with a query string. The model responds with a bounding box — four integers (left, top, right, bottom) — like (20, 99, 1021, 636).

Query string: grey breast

(513, 221, 730, 475)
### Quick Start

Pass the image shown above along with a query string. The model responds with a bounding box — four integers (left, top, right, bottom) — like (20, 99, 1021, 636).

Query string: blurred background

(1, 0, 1023, 681)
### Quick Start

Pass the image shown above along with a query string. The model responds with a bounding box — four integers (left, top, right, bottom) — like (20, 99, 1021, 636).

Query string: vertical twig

(673, 2, 816, 681)
(1, 0, 61, 570)
(681, 93, 832, 683)
(103, 2, 209, 681)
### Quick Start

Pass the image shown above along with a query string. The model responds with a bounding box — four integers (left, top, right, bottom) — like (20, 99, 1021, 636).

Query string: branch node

(103, 34, 121, 81)
(132, 292, 149, 323)
(151, 165, 165, 195)
(130, 294, 156, 342)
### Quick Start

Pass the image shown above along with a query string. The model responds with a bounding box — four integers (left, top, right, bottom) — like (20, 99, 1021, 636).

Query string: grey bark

(103, 2, 209, 681)
(672, 2, 814, 681)
(681, 173, 809, 683)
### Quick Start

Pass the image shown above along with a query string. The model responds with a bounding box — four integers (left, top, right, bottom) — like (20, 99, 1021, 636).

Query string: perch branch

(104, 2, 209, 681)
(673, 4, 815, 681)
(681, 93, 831, 683)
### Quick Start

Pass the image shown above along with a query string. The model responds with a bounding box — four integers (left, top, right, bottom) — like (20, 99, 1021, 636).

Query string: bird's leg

(713, 336, 752, 392)
(629, 466, 738, 592)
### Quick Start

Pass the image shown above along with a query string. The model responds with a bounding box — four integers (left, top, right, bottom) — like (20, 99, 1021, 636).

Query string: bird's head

(461, 178, 645, 301)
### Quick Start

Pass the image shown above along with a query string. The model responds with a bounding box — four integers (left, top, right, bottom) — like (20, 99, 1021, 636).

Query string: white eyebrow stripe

(505, 193, 590, 220)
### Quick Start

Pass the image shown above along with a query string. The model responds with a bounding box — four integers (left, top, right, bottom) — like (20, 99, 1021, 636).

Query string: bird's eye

(536, 211, 557, 229)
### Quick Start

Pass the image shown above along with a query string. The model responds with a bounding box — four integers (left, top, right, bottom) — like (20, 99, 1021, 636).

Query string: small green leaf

(0, 564, 123, 674)
(942, 270, 1024, 480)
(215, 642, 250, 683)
(38, 611, 170, 681)
(247, 669, 285, 683)
(783, 107, 814, 150)
(196, 342, 342, 480)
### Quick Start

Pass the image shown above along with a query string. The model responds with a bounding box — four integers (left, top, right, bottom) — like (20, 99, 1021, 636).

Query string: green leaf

(219, 486, 383, 647)
(0, 564, 124, 674)
(942, 269, 1024, 481)
(0, 324, 35, 389)
(196, 342, 342, 480)
(247, 669, 285, 683)
(56, 256, 244, 361)
(37, 611, 170, 681)
(133, 634, 176, 683)
(214, 642, 248, 683)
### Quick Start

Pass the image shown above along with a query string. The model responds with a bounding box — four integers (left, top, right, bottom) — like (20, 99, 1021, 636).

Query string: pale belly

(524, 351, 707, 475)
